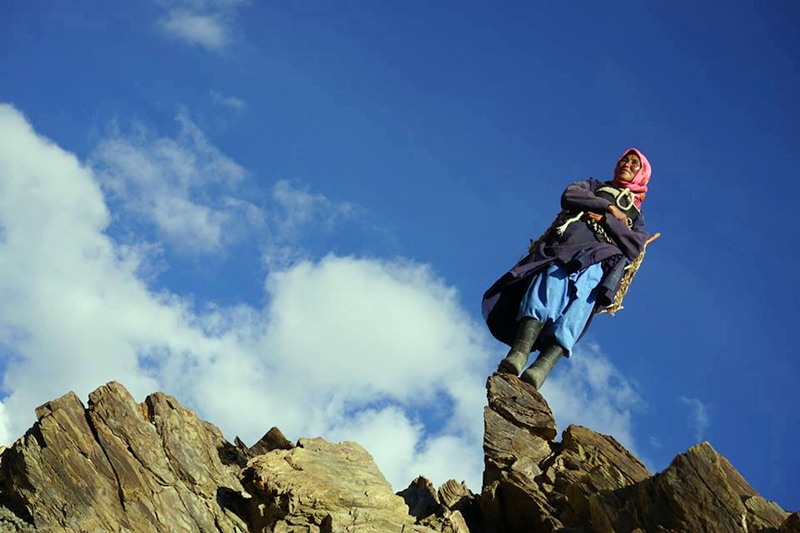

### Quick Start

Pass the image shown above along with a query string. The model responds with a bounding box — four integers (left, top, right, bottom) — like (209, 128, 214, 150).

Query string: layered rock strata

(0, 382, 250, 532)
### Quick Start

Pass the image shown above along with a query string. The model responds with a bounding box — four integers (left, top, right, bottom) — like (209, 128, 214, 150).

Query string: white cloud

(263, 180, 357, 269)
(0, 103, 491, 492)
(92, 112, 260, 255)
(272, 180, 356, 235)
(210, 90, 247, 112)
(159, 11, 227, 51)
(679, 396, 710, 442)
(328, 409, 482, 489)
(543, 342, 644, 456)
(154, 0, 249, 51)
(0, 401, 9, 446)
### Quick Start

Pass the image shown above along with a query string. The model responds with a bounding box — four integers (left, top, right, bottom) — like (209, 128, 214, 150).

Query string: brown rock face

(480, 373, 561, 532)
(249, 427, 295, 456)
(398, 476, 441, 520)
(0, 378, 796, 533)
(0, 382, 249, 532)
(396, 476, 479, 533)
(0, 382, 466, 533)
(478, 372, 796, 533)
(240, 437, 436, 532)
(589, 442, 790, 533)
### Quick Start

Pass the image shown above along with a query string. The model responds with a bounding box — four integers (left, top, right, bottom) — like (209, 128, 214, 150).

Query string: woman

(482, 148, 652, 390)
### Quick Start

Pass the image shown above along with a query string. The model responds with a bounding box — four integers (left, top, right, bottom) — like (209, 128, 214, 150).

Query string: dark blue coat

(481, 178, 650, 347)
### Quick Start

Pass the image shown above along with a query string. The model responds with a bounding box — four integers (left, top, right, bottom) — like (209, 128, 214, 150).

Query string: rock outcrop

(396, 476, 477, 533)
(0, 377, 796, 532)
(480, 371, 796, 533)
(0, 383, 460, 533)
(241, 438, 434, 532)
(0, 382, 250, 532)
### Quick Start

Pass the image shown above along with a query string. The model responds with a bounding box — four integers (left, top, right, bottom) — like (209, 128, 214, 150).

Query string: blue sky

(1, 0, 798, 510)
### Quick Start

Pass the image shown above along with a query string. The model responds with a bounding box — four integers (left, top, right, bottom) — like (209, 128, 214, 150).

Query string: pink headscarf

(611, 148, 651, 209)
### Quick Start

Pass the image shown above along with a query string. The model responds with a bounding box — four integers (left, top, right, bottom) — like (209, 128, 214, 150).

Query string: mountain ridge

(0, 377, 795, 532)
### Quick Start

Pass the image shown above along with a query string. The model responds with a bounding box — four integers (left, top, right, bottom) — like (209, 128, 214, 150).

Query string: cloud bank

(0, 103, 489, 490)
(92, 112, 260, 255)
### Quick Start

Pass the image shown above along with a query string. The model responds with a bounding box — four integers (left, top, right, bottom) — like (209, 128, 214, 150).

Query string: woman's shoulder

(566, 177, 603, 189)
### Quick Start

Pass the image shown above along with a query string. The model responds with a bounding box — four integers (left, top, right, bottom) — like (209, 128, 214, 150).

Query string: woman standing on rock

(482, 148, 655, 390)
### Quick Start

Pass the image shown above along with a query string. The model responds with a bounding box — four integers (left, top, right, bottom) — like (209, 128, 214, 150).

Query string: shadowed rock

(399, 476, 440, 520)
(397, 476, 478, 533)
(477, 372, 795, 533)
(588, 442, 789, 533)
(249, 426, 295, 457)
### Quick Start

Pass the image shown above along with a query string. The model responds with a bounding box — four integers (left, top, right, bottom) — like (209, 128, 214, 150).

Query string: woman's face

(615, 152, 641, 183)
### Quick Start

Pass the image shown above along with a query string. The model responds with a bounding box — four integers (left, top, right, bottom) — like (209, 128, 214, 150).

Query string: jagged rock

(482, 475, 563, 533)
(482, 373, 554, 491)
(486, 373, 557, 441)
(716, 453, 789, 531)
(249, 427, 295, 457)
(779, 512, 800, 532)
(438, 481, 481, 533)
(438, 479, 471, 510)
(217, 436, 251, 470)
(0, 505, 35, 533)
(420, 509, 471, 533)
(588, 442, 789, 533)
(476, 371, 798, 533)
(540, 424, 651, 526)
(397, 478, 478, 533)
(744, 496, 792, 532)
(560, 425, 650, 488)
(227, 428, 295, 466)
(480, 373, 563, 532)
(0, 382, 249, 532)
(240, 437, 436, 532)
(234, 436, 251, 456)
(398, 476, 440, 520)
(0, 377, 795, 533)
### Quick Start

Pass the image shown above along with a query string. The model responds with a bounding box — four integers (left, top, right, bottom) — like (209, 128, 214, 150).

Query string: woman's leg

(520, 262, 603, 389)
(498, 264, 570, 375)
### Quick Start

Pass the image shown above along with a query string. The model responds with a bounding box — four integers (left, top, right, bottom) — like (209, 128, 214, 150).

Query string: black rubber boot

(497, 318, 544, 375)
(520, 342, 565, 390)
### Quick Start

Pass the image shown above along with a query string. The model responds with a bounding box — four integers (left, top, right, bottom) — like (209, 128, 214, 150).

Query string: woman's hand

(606, 205, 627, 223)
(586, 206, 627, 224)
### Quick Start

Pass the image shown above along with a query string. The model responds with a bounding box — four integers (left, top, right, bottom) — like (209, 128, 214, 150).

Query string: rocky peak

(0, 377, 796, 532)
(479, 372, 798, 533)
